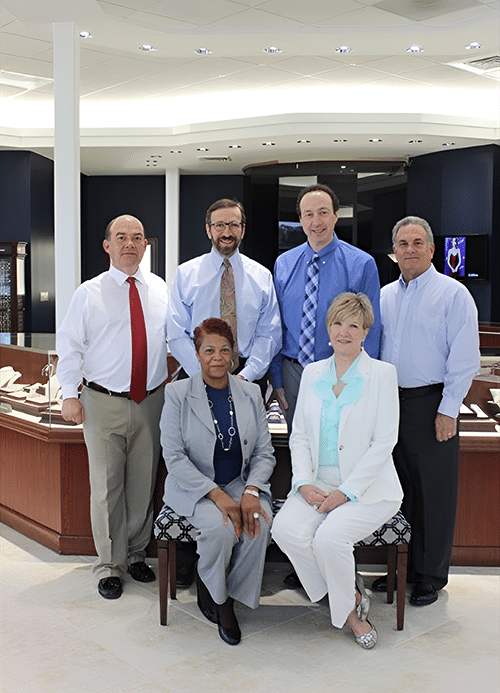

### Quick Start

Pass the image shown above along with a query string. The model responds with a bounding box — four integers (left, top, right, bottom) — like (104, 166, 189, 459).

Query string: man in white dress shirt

(377, 216, 480, 606)
(167, 198, 282, 388)
(56, 215, 168, 599)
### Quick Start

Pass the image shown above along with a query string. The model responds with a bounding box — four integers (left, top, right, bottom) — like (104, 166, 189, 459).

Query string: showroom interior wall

(0, 144, 498, 331)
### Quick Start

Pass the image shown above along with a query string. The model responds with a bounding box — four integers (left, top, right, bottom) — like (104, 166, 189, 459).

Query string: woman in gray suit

(161, 318, 276, 646)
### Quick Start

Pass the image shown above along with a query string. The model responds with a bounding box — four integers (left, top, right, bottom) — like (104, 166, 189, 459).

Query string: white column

(165, 169, 180, 286)
(53, 22, 80, 329)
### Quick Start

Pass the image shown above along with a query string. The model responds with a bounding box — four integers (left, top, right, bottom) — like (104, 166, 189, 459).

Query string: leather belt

(284, 355, 301, 365)
(83, 378, 162, 399)
(398, 383, 443, 400)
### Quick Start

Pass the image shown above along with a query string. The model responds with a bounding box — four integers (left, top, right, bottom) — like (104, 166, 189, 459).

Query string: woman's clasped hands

(299, 484, 348, 513)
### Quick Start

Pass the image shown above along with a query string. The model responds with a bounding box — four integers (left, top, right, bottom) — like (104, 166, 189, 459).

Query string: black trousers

(393, 384, 459, 590)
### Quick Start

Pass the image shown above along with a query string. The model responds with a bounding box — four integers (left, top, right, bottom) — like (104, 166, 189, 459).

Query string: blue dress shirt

(380, 264, 480, 418)
(167, 248, 282, 382)
(270, 236, 381, 388)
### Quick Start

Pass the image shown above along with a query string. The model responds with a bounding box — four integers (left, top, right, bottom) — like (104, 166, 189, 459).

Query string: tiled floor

(1, 522, 499, 693)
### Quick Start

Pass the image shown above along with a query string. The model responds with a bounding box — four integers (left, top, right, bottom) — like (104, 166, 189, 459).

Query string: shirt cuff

(338, 485, 358, 502)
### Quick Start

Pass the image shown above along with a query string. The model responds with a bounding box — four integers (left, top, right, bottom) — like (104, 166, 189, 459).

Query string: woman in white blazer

(161, 318, 276, 646)
(272, 293, 402, 649)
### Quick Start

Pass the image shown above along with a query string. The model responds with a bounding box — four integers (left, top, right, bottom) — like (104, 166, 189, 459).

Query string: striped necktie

(298, 254, 320, 368)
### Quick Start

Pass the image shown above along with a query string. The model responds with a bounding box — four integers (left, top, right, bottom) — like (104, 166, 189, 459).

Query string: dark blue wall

(0, 150, 55, 332)
(179, 175, 245, 264)
(407, 144, 499, 322)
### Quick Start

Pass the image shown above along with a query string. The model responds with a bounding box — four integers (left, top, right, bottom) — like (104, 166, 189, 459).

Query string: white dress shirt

(380, 264, 480, 418)
(56, 265, 168, 399)
(167, 247, 282, 382)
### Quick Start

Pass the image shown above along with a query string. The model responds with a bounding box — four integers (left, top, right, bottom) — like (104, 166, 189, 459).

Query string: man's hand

(435, 413, 457, 442)
(268, 387, 288, 412)
(62, 398, 85, 425)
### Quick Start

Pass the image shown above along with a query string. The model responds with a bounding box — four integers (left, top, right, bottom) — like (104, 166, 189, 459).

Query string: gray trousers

(282, 357, 304, 429)
(81, 385, 163, 580)
(186, 477, 272, 609)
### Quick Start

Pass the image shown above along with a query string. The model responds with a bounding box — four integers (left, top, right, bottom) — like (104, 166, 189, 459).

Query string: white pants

(272, 493, 400, 627)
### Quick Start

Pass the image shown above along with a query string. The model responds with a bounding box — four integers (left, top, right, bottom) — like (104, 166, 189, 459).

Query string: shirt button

(244, 439, 248, 445)
(339, 445, 344, 450)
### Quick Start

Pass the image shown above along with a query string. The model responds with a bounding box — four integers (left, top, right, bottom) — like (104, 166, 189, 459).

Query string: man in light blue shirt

(168, 198, 281, 385)
(270, 184, 381, 427)
(378, 216, 480, 606)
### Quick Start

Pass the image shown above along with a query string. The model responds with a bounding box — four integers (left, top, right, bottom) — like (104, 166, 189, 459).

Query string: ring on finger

(253, 512, 260, 519)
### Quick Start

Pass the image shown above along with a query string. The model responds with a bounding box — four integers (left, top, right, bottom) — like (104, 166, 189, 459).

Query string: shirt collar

(209, 246, 242, 271)
(398, 263, 436, 290)
(305, 235, 338, 261)
(108, 264, 146, 286)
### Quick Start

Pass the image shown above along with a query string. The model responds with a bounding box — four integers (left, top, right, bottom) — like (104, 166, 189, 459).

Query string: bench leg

(386, 544, 397, 605)
(169, 540, 177, 601)
(158, 543, 169, 626)
(396, 544, 408, 630)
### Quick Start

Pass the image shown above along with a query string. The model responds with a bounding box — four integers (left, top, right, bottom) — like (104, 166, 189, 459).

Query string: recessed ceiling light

(336, 46, 351, 53)
(442, 142, 455, 146)
(297, 140, 310, 144)
(228, 144, 241, 149)
(369, 138, 383, 142)
(332, 139, 348, 143)
(150, 154, 162, 158)
(264, 46, 282, 54)
(194, 48, 212, 55)
(79, 31, 93, 39)
(262, 142, 276, 146)
(407, 44, 424, 53)
(170, 150, 182, 154)
(139, 44, 158, 52)
(465, 42, 482, 50)
(408, 140, 422, 143)
(197, 147, 209, 151)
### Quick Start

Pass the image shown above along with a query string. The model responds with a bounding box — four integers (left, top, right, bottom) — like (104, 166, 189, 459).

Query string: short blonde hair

(326, 292, 374, 332)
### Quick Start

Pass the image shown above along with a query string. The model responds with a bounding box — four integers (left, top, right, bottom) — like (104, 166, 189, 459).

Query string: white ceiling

(0, 0, 499, 175)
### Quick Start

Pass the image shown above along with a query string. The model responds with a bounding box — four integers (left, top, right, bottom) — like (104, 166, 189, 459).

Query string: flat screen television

(434, 234, 489, 281)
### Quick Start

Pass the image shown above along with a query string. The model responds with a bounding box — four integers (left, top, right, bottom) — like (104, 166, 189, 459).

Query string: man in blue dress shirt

(168, 198, 282, 386)
(377, 216, 480, 606)
(270, 184, 381, 427)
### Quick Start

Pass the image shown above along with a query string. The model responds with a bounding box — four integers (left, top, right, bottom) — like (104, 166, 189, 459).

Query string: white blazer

(290, 349, 403, 505)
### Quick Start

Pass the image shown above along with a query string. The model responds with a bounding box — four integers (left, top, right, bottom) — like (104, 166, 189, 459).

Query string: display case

(0, 242, 28, 333)
(0, 333, 76, 429)
(0, 334, 92, 554)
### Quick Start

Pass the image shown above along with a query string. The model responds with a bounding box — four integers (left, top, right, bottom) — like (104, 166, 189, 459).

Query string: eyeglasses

(210, 222, 242, 231)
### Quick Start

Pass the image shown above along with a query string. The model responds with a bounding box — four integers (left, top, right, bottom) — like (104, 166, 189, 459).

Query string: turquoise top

(294, 353, 364, 501)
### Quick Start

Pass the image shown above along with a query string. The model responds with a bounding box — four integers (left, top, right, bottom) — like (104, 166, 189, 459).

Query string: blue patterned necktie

(298, 254, 320, 368)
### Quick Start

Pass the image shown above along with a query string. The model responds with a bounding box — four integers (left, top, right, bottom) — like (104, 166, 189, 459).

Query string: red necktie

(127, 277, 147, 404)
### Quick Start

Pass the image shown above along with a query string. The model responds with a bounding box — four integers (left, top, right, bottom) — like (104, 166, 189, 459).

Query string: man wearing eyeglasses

(167, 198, 282, 385)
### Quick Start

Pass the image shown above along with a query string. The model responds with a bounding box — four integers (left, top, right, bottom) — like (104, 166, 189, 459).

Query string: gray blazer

(161, 372, 276, 516)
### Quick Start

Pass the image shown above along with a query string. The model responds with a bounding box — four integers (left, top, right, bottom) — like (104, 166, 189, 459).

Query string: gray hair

(392, 216, 434, 245)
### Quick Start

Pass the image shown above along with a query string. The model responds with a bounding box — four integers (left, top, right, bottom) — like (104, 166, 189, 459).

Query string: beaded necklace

(205, 383, 236, 452)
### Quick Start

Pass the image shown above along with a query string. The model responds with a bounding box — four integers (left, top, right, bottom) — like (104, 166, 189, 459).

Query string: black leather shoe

(371, 575, 388, 592)
(128, 562, 155, 583)
(98, 577, 122, 599)
(216, 598, 241, 646)
(284, 571, 303, 589)
(410, 582, 438, 606)
(195, 567, 217, 624)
